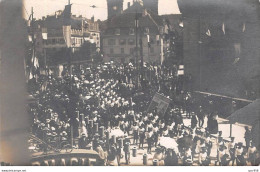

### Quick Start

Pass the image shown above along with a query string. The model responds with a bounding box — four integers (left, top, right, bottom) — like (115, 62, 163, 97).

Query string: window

(110, 48, 114, 54)
(115, 28, 120, 35)
(108, 39, 116, 45)
(60, 39, 65, 44)
(129, 28, 135, 35)
(150, 38, 154, 44)
(47, 39, 52, 45)
(119, 39, 126, 45)
(121, 48, 124, 54)
(128, 39, 135, 45)
(150, 47, 154, 53)
(159, 27, 164, 34)
(130, 48, 134, 54)
(144, 27, 149, 35)
(52, 39, 56, 44)
(89, 24, 94, 30)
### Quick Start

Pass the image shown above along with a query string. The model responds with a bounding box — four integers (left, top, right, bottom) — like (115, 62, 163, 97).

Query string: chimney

(128, 2, 131, 8)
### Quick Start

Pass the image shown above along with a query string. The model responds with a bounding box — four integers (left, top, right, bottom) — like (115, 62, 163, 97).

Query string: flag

(179, 21, 183, 28)
(63, 25, 71, 47)
(58, 65, 64, 77)
(222, 22, 225, 35)
(147, 35, 150, 43)
(233, 43, 241, 65)
(135, 19, 139, 28)
(206, 29, 211, 37)
(233, 58, 240, 65)
(242, 22, 246, 32)
(164, 24, 169, 34)
(31, 56, 39, 68)
(42, 33, 48, 40)
(28, 35, 32, 42)
(29, 71, 33, 80)
(35, 57, 39, 68)
(156, 35, 160, 42)
(234, 43, 241, 57)
(160, 38, 164, 65)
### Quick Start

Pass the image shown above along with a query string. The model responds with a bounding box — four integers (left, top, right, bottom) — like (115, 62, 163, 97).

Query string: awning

(227, 99, 260, 126)
(227, 99, 260, 150)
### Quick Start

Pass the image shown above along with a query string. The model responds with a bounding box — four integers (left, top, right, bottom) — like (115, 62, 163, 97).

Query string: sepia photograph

(0, 0, 259, 168)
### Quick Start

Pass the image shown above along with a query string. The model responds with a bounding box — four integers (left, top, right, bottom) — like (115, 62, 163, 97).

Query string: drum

(89, 120, 93, 128)
(143, 154, 148, 165)
(94, 123, 99, 133)
(132, 147, 137, 157)
(99, 126, 104, 137)
(153, 159, 159, 166)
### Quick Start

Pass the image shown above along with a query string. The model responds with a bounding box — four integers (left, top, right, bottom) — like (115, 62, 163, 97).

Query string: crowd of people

(27, 61, 259, 166)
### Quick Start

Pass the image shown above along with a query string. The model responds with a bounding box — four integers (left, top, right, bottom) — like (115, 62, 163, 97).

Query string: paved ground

(116, 116, 247, 166)
(30, 114, 249, 166)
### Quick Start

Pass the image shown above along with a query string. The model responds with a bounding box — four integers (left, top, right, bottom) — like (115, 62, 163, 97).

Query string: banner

(147, 93, 172, 117)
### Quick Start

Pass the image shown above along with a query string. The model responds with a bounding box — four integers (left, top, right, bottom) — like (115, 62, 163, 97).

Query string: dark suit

(78, 137, 88, 149)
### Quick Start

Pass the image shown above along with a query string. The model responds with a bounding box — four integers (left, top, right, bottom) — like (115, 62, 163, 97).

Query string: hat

(220, 145, 227, 149)
(237, 142, 243, 147)
(201, 147, 207, 150)
(155, 147, 162, 153)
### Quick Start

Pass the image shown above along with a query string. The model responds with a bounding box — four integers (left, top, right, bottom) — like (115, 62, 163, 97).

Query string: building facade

(33, 5, 100, 65)
(102, 1, 165, 64)
(178, 0, 260, 99)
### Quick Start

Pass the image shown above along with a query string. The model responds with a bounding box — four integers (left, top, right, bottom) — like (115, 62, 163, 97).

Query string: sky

(24, 0, 180, 21)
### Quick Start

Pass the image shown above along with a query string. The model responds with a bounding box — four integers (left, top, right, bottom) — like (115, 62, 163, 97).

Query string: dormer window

(115, 28, 120, 35)
(129, 28, 135, 35)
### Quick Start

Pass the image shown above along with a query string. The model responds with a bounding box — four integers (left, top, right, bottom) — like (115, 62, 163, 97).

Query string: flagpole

(30, 7, 36, 80)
